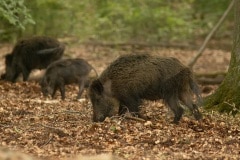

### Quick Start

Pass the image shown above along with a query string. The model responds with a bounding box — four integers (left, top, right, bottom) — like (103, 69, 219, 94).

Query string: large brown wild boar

(1, 36, 64, 82)
(88, 54, 202, 124)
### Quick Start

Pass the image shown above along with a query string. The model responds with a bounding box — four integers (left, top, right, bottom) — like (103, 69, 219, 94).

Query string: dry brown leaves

(0, 44, 239, 160)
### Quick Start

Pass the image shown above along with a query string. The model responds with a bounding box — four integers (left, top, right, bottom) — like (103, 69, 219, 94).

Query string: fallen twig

(43, 135, 53, 146)
(124, 115, 146, 122)
(197, 77, 224, 85)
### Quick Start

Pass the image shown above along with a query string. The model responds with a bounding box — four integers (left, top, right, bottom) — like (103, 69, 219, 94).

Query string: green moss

(218, 103, 232, 113)
(203, 66, 240, 115)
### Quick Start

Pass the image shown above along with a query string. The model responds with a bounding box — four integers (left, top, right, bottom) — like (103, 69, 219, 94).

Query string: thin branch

(124, 115, 146, 122)
(188, 0, 234, 68)
(42, 135, 53, 146)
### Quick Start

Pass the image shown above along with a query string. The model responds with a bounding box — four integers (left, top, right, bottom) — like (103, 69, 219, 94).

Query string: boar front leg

(20, 66, 31, 81)
(166, 95, 184, 124)
(179, 93, 202, 120)
(119, 97, 143, 117)
(7, 66, 20, 82)
(77, 79, 86, 99)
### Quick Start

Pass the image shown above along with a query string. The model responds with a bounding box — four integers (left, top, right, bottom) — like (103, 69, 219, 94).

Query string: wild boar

(40, 58, 98, 100)
(1, 36, 64, 82)
(88, 54, 202, 124)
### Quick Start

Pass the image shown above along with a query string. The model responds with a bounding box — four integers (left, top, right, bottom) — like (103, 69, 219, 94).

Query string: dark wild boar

(40, 58, 98, 100)
(88, 54, 202, 124)
(1, 36, 64, 82)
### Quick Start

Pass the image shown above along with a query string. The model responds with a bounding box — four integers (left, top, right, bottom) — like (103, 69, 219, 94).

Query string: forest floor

(0, 42, 240, 160)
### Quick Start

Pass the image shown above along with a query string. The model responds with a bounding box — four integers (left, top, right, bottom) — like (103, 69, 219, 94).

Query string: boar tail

(91, 67, 99, 77)
(37, 43, 65, 55)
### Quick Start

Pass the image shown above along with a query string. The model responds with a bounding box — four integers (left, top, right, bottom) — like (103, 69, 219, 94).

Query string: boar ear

(91, 79, 104, 94)
(103, 80, 112, 96)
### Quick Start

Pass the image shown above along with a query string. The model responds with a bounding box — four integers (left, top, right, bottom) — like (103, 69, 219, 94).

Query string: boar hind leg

(179, 93, 202, 120)
(166, 96, 184, 124)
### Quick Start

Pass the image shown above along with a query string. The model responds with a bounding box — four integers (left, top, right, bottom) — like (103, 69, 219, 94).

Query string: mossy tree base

(204, 67, 240, 115)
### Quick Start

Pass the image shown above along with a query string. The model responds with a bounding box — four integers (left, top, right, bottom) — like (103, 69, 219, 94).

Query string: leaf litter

(0, 44, 239, 160)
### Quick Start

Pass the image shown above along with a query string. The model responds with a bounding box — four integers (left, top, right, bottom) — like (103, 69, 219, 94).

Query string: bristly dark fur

(88, 54, 202, 123)
(40, 58, 98, 100)
(1, 36, 65, 82)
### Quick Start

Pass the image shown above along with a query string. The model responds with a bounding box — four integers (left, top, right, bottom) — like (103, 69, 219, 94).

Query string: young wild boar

(1, 36, 64, 82)
(88, 54, 202, 124)
(40, 58, 98, 100)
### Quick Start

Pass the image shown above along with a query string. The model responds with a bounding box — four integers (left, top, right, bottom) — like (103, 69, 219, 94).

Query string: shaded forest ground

(0, 41, 240, 160)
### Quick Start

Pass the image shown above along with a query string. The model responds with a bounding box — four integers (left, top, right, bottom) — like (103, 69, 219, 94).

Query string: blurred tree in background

(0, 0, 233, 43)
(0, 0, 34, 41)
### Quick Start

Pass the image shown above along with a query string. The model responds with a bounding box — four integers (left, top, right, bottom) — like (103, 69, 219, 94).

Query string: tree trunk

(204, 0, 240, 115)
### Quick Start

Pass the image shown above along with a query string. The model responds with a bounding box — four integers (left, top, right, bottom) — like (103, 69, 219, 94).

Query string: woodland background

(0, 0, 233, 45)
(0, 1, 240, 160)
